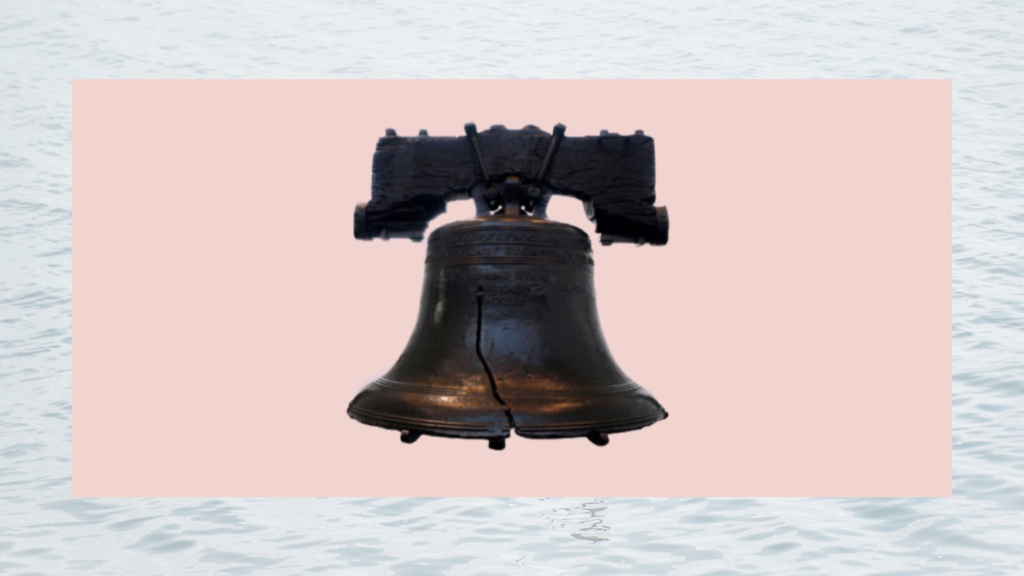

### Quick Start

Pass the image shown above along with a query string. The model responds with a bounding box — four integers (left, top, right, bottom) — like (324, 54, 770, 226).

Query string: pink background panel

(72, 80, 951, 497)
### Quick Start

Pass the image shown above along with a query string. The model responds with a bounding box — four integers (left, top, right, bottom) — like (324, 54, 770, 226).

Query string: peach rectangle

(73, 80, 951, 496)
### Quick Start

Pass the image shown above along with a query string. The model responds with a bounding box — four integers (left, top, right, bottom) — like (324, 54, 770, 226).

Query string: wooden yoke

(353, 123, 669, 246)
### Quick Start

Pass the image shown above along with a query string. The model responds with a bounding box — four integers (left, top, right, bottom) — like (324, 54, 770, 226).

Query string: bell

(348, 123, 670, 449)
(348, 214, 667, 448)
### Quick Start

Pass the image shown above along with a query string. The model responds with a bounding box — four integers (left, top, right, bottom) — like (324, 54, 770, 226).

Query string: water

(2, 0, 1023, 574)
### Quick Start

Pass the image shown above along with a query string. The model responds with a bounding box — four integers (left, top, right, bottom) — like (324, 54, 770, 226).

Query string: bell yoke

(348, 123, 669, 450)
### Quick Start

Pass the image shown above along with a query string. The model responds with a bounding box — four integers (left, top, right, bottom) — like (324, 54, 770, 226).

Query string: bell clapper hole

(587, 432, 610, 447)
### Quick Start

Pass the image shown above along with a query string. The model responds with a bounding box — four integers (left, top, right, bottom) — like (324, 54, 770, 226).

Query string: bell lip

(348, 404, 668, 441)
(347, 405, 511, 439)
(513, 408, 669, 439)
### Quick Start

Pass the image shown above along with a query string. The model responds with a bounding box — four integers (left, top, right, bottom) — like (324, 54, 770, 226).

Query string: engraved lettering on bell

(348, 124, 669, 450)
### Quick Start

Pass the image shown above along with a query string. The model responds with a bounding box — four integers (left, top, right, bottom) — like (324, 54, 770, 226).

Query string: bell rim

(347, 404, 668, 440)
(347, 405, 511, 439)
(514, 409, 668, 438)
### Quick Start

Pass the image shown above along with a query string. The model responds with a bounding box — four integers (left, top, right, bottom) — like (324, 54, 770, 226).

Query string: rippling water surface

(2, 1, 1023, 574)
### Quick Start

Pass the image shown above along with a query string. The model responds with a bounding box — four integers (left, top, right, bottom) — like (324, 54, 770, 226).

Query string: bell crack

(475, 287, 516, 430)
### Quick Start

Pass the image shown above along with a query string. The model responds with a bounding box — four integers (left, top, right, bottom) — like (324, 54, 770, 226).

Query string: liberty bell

(349, 123, 669, 449)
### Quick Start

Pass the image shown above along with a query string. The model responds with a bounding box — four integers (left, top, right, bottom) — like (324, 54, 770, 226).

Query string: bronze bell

(348, 123, 669, 449)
